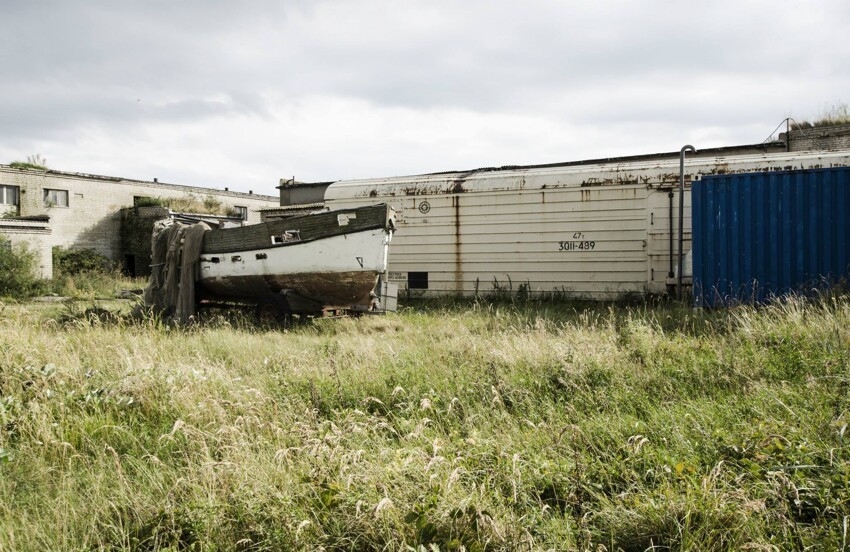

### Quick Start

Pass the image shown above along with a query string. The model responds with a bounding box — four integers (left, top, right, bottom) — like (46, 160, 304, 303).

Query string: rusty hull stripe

(199, 270, 379, 308)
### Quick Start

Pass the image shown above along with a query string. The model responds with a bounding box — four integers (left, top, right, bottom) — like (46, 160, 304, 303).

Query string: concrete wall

(786, 124, 850, 151)
(278, 180, 332, 206)
(120, 206, 171, 277)
(0, 166, 279, 277)
(0, 218, 52, 278)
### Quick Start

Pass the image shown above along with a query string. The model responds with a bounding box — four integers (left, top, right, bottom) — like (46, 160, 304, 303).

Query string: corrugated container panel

(693, 167, 850, 306)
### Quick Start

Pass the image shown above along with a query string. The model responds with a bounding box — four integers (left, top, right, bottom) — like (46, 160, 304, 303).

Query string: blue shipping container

(692, 167, 850, 307)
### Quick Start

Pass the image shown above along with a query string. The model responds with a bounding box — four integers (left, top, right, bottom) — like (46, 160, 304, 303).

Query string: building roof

(0, 164, 278, 202)
(416, 141, 788, 177)
(325, 149, 850, 199)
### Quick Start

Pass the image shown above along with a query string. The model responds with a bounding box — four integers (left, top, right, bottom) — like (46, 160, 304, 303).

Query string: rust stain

(396, 175, 472, 196)
(581, 178, 606, 187)
(449, 170, 476, 195)
(580, 175, 639, 187)
(581, 189, 591, 202)
(618, 173, 639, 185)
(199, 270, 378, 312)
(658, 173, 679, 184)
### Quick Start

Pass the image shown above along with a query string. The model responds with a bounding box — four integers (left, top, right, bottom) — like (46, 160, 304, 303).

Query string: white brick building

(0, 165, 278, 278)
(0, 216, 52, 278)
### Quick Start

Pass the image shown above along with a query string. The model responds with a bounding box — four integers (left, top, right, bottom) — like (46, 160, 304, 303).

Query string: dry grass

(791, 101, 850, 130)
(0, 295, 848, 550)
(138, 193, 241, 218)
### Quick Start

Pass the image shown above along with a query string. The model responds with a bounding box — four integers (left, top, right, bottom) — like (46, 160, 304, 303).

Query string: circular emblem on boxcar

(418, 201, 431, 214)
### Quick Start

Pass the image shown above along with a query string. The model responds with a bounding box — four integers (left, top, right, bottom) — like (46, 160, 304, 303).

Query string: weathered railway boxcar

(323, 151, 850, 299)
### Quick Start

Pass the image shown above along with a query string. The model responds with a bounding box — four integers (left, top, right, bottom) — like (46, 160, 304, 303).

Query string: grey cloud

(1, 0, 849, 186)
(7, 1, 843, 112)
(0, 83, 269, 142)
(5, 1, 847, 116)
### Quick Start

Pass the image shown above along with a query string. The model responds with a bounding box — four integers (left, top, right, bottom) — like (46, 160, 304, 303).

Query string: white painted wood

(199, 228, 390, 280)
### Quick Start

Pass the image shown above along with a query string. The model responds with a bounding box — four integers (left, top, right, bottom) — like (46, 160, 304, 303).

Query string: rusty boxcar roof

(325, 150, 850, 200)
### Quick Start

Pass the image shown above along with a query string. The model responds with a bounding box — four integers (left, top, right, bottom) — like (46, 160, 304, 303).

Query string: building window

(408, 272, 429, 289)
(0, 185, 19, 206)
(234, 206, 248, 220)
(44, 189, 69, 207)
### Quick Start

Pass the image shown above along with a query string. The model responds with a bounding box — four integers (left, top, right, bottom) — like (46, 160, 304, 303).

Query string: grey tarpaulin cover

(143, 219, 210, 324)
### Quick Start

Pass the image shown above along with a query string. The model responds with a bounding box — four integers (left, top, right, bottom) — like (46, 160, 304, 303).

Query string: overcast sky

(1, 1, 848, 194)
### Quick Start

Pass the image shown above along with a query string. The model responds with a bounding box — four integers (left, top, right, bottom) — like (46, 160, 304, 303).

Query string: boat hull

(197, 225, 391, 310)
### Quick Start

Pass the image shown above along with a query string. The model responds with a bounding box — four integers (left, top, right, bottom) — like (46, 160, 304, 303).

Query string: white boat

(197, 203, 395, 315)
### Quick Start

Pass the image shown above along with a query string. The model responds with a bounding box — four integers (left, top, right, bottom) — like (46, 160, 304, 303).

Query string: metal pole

(786, 118, 790, 152)
(678, 144, 696, 300)
(668, 190, 674, 280)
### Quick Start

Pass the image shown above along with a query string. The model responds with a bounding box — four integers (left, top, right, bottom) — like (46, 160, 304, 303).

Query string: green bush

(9, 161, 48, 171)
(202, 194, 222, 212)
(157, 193, 236, 216)
(9, 153, 48, 171)
(0, 237, 45, 297)
(50, 247, 142, 298)
(133, 196, 165, 207)
(53, 247, 113, 275)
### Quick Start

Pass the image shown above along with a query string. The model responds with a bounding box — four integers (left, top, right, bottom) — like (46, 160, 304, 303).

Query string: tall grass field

(0, 294, 848, 550)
